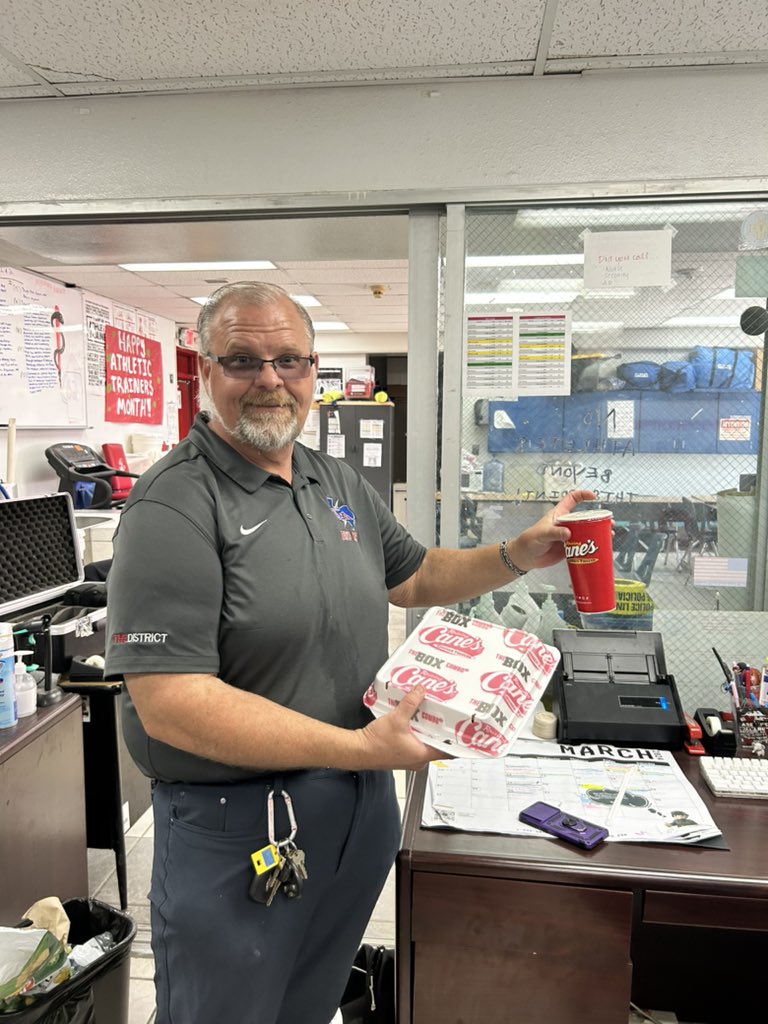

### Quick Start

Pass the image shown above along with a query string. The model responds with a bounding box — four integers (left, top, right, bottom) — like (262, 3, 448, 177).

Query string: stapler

(694, 707, 737, 757)
(683, 712, 706, 756)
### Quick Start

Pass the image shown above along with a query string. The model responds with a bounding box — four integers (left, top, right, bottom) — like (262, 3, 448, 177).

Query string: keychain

(249, 786, 309, 904)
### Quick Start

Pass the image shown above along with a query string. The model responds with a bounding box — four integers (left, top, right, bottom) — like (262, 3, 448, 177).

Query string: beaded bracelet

(499, 540, 528, 577)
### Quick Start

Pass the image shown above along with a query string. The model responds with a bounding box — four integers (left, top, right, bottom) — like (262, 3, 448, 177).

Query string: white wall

(1, 280, 178, 497)
(1, 69, 766, 211)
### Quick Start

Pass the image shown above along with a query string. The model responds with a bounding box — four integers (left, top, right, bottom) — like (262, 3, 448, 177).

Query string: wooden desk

(397, 756, 768, 1024)
(0, 695, 88, 923)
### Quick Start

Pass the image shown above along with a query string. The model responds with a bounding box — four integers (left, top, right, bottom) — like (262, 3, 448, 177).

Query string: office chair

(45, 442, 139, 510)
(678, 497, 718, 572)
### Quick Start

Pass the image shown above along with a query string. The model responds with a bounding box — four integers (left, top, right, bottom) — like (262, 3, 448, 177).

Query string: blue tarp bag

(616, 361, 661, 389)
(689, 346, 755, 389)
(659, 360, 696, 392)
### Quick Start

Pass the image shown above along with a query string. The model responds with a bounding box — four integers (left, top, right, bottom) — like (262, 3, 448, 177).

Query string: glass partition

(441, 199, 768, 714)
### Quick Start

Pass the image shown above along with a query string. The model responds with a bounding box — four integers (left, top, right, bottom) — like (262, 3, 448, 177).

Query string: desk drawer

(644, 890, 768, 931)
(412, 872, 633, 959)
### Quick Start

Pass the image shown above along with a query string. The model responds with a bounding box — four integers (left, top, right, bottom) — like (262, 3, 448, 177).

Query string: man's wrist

(499, 539, 529, 577)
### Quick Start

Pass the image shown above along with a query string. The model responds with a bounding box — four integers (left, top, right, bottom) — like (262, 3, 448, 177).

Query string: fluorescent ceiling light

(466, 292, 579, 304)
(465, 254, 584, 267)
(313, 321, 349, 331)
(513, 202, 761, 227)
(582, 288, 636, 298)
(572, 321, 624, 332)
(711, 287, 765, 302)
(498, 277, 582, 290)
(119, 260, 276, 271)
(664, 315, 742, 327)
(191, 296, 208, 305)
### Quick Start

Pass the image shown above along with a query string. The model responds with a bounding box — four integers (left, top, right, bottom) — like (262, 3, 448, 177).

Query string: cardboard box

(364, 606, 560, 758)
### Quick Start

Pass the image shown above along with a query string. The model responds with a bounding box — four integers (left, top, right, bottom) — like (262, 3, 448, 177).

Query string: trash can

(3, 899, 136, 1024)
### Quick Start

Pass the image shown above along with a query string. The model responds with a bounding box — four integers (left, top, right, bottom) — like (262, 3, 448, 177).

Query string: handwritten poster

(104, 326, 164, 424)
(0, 266, 86, 426)
(583, 229, 673, 290)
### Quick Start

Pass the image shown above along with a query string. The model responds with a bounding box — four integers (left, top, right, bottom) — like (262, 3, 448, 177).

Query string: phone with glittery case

(519, 801, 608, 849)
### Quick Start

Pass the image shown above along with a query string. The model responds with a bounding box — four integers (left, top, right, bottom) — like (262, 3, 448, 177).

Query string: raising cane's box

(363, 606, 560, 758)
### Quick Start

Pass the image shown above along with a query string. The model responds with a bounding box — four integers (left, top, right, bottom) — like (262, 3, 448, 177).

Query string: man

(105, 281, 595, 1024)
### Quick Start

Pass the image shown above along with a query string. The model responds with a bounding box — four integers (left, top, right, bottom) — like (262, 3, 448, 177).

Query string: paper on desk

(423, 740, 721, 845)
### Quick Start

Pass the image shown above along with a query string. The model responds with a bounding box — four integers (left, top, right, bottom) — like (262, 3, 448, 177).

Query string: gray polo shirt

(105, 413, 426, 783)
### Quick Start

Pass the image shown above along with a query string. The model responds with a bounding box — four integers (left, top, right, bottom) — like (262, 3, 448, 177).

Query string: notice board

(0, 267, 87, 427)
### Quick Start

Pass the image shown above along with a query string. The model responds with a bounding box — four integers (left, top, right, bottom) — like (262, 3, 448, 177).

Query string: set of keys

(249, 787, 309, 906)
(249, 841, 309, 905)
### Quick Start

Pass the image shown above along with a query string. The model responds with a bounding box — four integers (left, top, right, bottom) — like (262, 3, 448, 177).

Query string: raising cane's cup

(556, 508, 615, 614)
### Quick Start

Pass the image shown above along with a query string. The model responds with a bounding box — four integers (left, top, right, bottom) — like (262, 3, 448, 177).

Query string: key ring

(267, 788, 298, 847)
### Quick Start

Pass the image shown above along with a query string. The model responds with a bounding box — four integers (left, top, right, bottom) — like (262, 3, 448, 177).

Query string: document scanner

(551, 628, 685, 749)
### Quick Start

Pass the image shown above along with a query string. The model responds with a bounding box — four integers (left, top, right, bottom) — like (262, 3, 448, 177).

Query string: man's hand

(509, 488, 598, 571)
(355, 687, 446, 770)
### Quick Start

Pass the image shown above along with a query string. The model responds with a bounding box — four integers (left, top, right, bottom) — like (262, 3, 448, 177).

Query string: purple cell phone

(518, 801, 608, 849)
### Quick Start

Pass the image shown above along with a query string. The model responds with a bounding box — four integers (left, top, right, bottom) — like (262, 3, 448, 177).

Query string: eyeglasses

(205, 353, 316, 380)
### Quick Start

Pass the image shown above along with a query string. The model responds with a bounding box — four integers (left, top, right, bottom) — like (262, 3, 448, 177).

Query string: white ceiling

(0, 1, 766, 345)
(1, 0, 766, 98)
(0, 216, 411, 338)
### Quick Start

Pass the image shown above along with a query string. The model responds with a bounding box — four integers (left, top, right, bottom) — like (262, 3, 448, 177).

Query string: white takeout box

(364, 606, 560, 758)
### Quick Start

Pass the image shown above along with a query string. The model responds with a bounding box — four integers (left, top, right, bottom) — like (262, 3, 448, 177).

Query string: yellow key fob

(251, 844, 281, 875)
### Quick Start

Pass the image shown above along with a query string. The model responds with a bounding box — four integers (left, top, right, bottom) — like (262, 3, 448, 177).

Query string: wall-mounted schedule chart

(464, 315, 516, 397)
(464, 312, 572, 398)
(517, 312, 571, 396)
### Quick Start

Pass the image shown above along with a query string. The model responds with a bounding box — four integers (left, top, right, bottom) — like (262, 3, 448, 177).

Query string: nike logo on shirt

(240, 519, 268, 536)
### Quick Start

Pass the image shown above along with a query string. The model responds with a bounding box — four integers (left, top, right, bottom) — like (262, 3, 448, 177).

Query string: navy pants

(150, 770, 401, 1024)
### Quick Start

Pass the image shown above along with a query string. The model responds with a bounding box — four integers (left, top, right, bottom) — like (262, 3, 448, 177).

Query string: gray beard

(201, 389, 301, 452)
(233, 406, 300, 451)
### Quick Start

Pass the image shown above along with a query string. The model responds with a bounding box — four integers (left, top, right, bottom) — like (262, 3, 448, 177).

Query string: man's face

(199, 297, 317, 453)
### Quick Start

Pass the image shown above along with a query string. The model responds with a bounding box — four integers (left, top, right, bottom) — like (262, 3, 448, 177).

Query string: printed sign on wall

(104, 326, 164, 424)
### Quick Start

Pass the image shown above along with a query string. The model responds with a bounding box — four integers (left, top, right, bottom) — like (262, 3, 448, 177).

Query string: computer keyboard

(700, 756, 768, 799)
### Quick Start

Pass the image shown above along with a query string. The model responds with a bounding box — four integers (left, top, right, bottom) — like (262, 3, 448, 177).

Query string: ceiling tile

(2, 0, 543, 85)
(552, 0, 768, 58)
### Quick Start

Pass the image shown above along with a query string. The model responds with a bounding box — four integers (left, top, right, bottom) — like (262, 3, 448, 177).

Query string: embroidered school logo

(326, 498, 358, 541)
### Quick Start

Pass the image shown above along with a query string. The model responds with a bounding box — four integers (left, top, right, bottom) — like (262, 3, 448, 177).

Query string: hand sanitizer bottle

(14, 651, 37, 718)
(0, 622, 18, 729)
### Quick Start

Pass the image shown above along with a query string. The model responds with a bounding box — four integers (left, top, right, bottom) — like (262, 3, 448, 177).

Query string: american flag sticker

(692, 556, 748, 588)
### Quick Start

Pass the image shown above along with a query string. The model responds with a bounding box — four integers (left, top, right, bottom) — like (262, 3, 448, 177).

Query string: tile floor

(87, 606, 409, 1024)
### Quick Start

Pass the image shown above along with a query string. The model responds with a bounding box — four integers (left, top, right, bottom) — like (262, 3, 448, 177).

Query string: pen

(0, 482, 10, 500)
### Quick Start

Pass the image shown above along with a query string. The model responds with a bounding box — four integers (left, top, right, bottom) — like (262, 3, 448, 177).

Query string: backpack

(616, 361, 661, 389)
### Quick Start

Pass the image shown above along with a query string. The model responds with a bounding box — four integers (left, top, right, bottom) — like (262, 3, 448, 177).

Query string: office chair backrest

(101, 443, 134, 502)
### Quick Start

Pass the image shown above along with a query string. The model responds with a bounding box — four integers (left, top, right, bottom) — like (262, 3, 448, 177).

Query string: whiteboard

(0, 267, 87, 427)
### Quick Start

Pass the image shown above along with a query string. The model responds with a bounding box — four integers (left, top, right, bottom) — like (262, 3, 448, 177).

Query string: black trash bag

(2, 899, 136, 1024)
(340, 944, 395, 1024)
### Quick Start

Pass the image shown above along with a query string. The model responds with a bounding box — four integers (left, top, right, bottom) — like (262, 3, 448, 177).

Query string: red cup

(556, 509, 615, 613)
